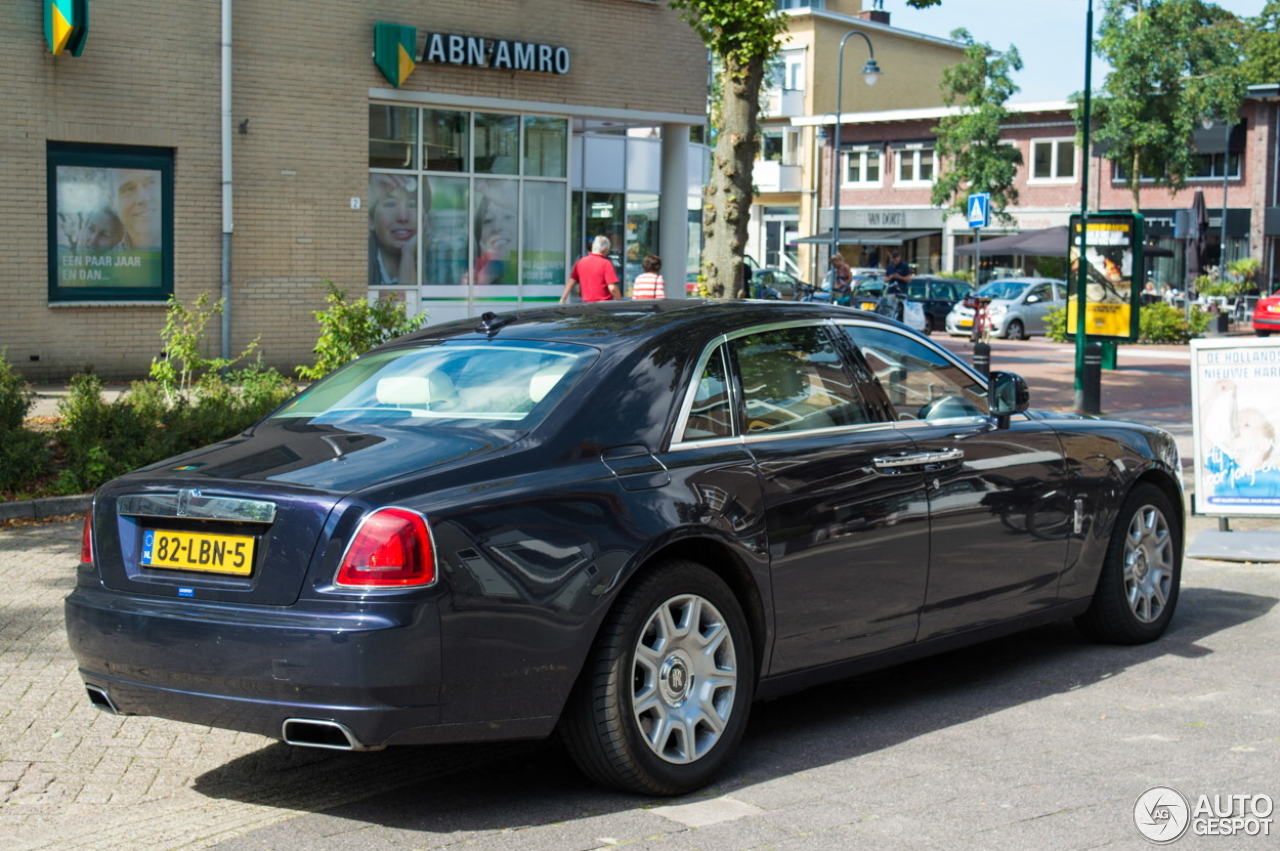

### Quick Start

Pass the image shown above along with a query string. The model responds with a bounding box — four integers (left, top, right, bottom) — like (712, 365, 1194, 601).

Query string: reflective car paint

(65, 300, 1184, 761)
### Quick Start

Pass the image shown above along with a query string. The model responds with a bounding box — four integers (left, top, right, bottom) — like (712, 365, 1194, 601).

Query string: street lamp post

(1220, 119, 1230, 282)
(830, 30, 881, 264)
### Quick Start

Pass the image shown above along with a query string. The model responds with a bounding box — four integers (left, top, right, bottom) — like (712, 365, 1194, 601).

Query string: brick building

(3, 1, 708, 380)
(793, 88, 1280, 289)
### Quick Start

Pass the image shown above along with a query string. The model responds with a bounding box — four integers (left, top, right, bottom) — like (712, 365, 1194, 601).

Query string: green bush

(0, 349, 34, 432)
(1047, 303, 1212, 345)
(298, 281, 427, 380)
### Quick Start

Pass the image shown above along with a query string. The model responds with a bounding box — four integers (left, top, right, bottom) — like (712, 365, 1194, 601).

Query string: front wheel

(561, 561, 755, 795)
(1075, 483, 1181, 644)
(1005, 319, 1025, 340)
(1257, 330, 1271, 338)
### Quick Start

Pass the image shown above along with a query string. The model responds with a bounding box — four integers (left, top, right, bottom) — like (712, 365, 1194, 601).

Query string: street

(3, 338, 1278, 851)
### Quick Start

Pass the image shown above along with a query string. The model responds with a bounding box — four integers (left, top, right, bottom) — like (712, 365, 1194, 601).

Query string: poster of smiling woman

(47, 144, 172, 302)
(1191, 338, 1280, 516)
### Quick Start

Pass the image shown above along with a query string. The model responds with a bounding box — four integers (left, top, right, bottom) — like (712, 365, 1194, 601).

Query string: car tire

(1257, 331, 1271, 338)
(922, 315, 934, 335)
(1075, 483, 1181, 645)
(561, 560, 755, 795)
(1005, 319, 1025, 340)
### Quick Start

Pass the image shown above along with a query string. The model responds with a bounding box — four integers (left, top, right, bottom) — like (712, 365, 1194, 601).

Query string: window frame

(46, 142, 175, 304)
(1028, 138, 1077, 183)
(894, 146, 935, 187)
(842, 147, 883, 187)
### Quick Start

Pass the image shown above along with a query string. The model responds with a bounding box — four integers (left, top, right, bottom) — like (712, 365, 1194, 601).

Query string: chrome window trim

(117, 491, 277, 524)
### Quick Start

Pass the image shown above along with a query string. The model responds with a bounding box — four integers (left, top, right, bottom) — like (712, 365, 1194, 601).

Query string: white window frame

(1028, 138, 1076, 183)
(842, 147, 883, 187)
(894, 146, 935, 187)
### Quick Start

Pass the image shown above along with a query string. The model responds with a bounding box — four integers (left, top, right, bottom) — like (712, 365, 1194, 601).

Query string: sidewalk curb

(0, 494, 92, 522)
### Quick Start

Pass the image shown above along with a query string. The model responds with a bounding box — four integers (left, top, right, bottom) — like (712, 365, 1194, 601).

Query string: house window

(1190, 152, 1241, 180)
(1030, 139, 1075, 181)
(47, 143, 175, 304)
(843, 148, 882, 186)
(895, 148, 934, 185)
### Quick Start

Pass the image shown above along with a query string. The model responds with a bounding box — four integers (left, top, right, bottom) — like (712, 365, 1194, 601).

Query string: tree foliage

(1085, 0, 1247, 212)
(1240, 1, 1280, 84)
(669, 0, 787, 297)
(930, 29, 1024, 224)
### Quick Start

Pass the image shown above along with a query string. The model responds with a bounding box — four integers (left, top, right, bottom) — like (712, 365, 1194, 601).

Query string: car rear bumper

(1252, 315, 1280, 329)
(64, 587, 444, 747)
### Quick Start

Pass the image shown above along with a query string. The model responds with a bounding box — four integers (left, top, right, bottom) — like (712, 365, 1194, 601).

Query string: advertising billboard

(1067, 213, 1143, 341)
(1191, 337, 1280, 516)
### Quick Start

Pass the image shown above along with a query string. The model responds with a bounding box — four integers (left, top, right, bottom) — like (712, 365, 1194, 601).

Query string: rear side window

(682, 346, 734, 440)
(732, 326, 872, 434)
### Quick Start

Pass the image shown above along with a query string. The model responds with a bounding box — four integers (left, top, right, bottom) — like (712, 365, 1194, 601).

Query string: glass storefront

(368, 104, 569, 313)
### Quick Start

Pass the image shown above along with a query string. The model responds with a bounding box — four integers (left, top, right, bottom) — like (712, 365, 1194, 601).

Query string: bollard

(1081, 342, 1102, 415)
(972, 342, 991, 378)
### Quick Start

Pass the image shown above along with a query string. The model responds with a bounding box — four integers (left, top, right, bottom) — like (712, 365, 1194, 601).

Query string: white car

(946, 277, 1067, 339)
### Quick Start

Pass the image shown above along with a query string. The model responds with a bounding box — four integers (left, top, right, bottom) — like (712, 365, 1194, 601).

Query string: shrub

(0, 349, 34, 432)
(298, 281, 427, 380)
(0, 352, 53, 493)
(1047, 302, 1211, 345)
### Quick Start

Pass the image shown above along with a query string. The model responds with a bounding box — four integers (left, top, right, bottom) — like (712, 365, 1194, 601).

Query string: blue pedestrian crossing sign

(967, 193, 991, 229)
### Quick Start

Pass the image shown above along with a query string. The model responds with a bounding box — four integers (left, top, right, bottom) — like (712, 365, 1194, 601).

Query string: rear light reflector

(80, 511, 93, 565)
(335, 508, 435, 588)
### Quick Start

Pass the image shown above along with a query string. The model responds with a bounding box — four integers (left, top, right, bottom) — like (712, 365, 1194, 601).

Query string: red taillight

(335, 508, 435, 588)
(80, 511, 93, 564)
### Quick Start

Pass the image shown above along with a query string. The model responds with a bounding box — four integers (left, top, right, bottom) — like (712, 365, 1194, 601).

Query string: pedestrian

(631, 254, 666, 299)
(560, 235, 622, 303)
(824, 254, 852, 303)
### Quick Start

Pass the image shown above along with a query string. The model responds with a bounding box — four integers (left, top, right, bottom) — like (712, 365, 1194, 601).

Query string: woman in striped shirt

(631, 254, 666, 299)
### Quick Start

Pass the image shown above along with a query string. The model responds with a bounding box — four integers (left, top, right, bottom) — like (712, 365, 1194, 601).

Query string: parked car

(66, 301, 1184, 796)
(753, 268, 805, 300)
(849, 275, 972, 335)
(1252, 292, 1280, 337)
(946, 277, 1067, 339)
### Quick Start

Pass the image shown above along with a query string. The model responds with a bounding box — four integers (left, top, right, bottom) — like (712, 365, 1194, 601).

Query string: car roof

(983, 277, 1064, 284)
(388, 299, 895, 352)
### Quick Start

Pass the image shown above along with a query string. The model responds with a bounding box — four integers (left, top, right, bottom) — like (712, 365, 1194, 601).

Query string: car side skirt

(753, 598, 1092, 702)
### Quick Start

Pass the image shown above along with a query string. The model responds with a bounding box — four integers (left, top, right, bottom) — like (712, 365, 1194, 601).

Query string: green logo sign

(45, 0, 89, 57)
(374, 23, 417, 88)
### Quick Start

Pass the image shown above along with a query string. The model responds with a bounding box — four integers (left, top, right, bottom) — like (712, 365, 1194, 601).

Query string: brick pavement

(5, 339, 1278, 850)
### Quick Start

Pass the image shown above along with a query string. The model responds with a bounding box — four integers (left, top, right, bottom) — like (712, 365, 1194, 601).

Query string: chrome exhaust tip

(85, 685, 119, 714)
(281, 718, 381, 751)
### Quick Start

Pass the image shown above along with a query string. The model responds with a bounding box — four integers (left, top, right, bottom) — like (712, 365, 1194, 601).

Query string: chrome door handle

(873, 449, 964, 469)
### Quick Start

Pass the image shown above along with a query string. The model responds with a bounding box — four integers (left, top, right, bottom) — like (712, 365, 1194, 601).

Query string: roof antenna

(476, 311, 515, 335)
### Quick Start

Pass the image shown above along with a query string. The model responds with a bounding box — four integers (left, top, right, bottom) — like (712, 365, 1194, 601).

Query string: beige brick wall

(1, 1, 706, 381)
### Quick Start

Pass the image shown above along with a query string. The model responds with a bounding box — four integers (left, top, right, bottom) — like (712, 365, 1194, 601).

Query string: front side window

(732, 326, 871, 434)
(841, 325, 987, 421)
(47, 143, 174, 303)
(682, 346, 734, 440)
(1031, 139, 1076, 181)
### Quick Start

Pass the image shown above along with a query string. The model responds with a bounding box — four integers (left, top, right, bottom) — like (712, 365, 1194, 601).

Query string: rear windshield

(272, 340, 598, 430)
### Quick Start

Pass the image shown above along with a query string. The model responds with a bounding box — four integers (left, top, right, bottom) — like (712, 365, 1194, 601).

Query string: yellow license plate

(859, 302, 877, 310)
(959, 319, 973, 327)
(1268, 305, 1280, 313)
(141, 529, 255, 575)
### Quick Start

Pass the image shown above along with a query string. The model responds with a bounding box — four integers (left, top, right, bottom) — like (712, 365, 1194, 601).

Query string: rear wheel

(922, 315, 935, 335)
(1005, 318, 1025, 340)
(1075, 484, 1181, 644)
(1257, 330, 1271, 338)
(562, 561, 754, 795)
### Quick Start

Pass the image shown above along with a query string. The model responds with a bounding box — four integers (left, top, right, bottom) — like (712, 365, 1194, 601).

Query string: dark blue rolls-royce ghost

(65, 300, 1184, 795)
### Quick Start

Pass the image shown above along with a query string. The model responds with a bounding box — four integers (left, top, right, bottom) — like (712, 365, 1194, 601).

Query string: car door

(724, 322, 932, 672)
(837, 322, 1072, 641)
(1023, 281, 1055, 333)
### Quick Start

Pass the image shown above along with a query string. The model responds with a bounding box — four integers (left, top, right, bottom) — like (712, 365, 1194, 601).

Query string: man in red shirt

(560, 235, 622, 303)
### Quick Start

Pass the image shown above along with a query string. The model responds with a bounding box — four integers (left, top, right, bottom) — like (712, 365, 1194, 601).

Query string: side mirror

(988, 371, 1029, 428)
(1025, 294, 1040, 304)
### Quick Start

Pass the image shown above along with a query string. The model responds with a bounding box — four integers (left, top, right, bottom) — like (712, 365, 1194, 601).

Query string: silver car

(946, 277, 1067, 339)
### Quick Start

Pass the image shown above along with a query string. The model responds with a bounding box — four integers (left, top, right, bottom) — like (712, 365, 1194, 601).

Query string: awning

(954, 225, 1173, 257)
(792, 229, 940, 246)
